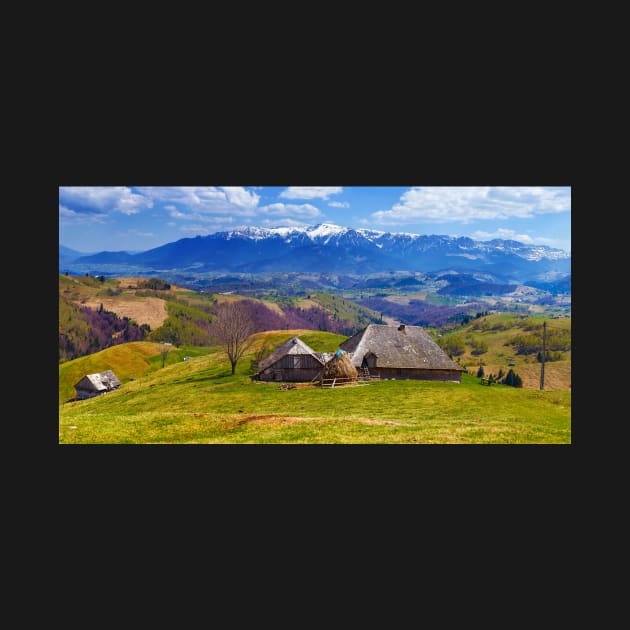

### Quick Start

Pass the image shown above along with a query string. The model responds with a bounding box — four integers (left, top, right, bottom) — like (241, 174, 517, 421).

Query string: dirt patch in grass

(223, 414, 412, 430)
(355, 418, 412, 427)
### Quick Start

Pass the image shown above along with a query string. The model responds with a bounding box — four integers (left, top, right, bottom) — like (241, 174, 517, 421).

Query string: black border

(51, 111, 576, 516)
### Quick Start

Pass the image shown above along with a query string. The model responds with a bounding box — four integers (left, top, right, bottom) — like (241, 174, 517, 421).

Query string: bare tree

(209, 301, 255, 375)
(160, 342, 172, 368)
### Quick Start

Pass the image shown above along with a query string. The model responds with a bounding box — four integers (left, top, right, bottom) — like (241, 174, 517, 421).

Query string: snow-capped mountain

(70, 223, 570, 281)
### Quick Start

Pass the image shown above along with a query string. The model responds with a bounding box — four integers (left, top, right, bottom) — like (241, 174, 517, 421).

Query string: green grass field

(59, 330, 571, 445)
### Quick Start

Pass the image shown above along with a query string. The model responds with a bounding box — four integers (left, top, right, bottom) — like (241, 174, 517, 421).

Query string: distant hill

(59, 274, 375, 362)
(59, 244, 89, 268)
(66, 223, 571, 283)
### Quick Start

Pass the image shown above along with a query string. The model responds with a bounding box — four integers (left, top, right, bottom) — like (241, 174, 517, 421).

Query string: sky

(59, 186, 571, 254)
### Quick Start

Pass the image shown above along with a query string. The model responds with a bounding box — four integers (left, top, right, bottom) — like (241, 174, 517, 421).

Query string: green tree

(503, 369, 523, 387)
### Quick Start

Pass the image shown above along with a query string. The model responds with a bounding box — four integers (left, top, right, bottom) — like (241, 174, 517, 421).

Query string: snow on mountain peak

(305, 223, 348, 239)
(221, 223, 569, 261)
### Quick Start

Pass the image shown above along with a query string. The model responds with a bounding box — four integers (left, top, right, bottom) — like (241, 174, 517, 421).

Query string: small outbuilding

(74, 370, 122, 400)
(255, 337, 329, 382)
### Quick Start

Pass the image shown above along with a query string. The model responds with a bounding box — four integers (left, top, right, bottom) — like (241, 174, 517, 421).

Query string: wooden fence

(320, 375, 380, 388)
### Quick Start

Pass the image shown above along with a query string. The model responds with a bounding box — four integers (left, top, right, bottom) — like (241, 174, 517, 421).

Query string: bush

(503, 368, 523, 387)
(469, 338, 488, 355)
(137, 278, 171, 290)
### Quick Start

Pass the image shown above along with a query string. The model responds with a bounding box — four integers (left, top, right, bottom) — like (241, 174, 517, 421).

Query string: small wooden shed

(74, 370, 121, 400)
(255, 337, 328, 382)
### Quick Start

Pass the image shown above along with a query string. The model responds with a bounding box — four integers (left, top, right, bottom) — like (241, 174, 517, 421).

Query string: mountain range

(62, 223, 571, 282)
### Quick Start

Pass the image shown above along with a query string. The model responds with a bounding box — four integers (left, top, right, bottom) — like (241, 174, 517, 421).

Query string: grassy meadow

(59, 329, 571, 445)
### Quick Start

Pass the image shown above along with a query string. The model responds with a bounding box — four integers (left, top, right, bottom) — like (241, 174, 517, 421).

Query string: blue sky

(59, 186, 571, 254)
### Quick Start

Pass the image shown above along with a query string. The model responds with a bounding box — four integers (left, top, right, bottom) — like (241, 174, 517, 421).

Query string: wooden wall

(371, 368, 462, 382)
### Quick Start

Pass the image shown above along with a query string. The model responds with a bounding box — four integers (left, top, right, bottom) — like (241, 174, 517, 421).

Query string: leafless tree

(209, 301, 255, 375)
(160, 342, 173, 368)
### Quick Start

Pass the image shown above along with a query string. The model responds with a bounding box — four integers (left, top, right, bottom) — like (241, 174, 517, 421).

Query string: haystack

(321, 349, 358, 382)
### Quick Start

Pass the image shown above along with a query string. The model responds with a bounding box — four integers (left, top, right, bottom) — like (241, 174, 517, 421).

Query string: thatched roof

(257, 337, 325, 371)
(322, 349, 358, 380)
(74, 370, 121, 392)
(340, 324, 464, 371)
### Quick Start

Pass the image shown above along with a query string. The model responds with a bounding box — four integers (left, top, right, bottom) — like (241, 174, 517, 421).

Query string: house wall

(75, 389, 105, 400)
(371, 368, 462, 382)
(259, 367, 322, 382)
(258, 354, 322, 382)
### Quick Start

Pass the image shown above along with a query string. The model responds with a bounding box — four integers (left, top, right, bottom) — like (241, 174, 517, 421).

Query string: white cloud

(59, 186, 153, 216)
(372, 186, 571, 224)
(328, 201, 350, 208)
(471, 228, 564, 248)
(136, 186, 260, 216)
(280, 186, 343, 200)
(258, 203, 322, 219)
(59, 203, 107, 225)
(221, 186, 260, 209)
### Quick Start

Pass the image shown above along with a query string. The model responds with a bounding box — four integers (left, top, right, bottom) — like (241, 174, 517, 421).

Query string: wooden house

(74, 370, 122, 399)
(340, 324, 465, 382)
(255, 337, 331, 382)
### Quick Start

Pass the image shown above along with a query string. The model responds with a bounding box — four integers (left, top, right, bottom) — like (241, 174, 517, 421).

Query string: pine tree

(504, 369, 514, 386)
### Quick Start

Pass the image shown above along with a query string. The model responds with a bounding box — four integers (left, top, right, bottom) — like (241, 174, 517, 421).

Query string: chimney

(398, 324, 405, 331)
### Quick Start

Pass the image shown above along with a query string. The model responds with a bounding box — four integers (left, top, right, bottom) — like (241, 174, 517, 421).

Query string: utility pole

(540, 321, 546, 390)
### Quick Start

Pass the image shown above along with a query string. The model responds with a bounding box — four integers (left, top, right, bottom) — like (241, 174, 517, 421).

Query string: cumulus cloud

(328, 201, 350, 208)
(279, 186, 343, 200)
(258, 203, 322, 218)
(59, 203, 107, 224)
(59, 186, 153, 216)
(372, 186, 571, 225)
(222, 186, 260, 209)
(136, 186, 259, 214)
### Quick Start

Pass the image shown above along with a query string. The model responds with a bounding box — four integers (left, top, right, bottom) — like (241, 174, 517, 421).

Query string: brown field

(114, 277, 187, 293)
(463, 359, 571, 391)
(383, 292, 427, 305)
(83, 297, 168, 330)
(214, 293, 284, 315)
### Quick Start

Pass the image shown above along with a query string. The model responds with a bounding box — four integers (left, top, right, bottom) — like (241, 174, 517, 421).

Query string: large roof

(340, 324, 464, 371)
(257, 337, 325, 371)
(74, 370, 121, 391)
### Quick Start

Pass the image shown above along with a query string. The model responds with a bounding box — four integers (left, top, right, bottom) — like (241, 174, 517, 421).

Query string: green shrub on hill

(137, 278, 171, 290)
(438, 334, 466, 357)
(148, 301, 214, 345)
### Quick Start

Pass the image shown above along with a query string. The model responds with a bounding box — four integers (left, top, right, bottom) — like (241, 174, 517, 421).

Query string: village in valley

(59, 186, 571, 444)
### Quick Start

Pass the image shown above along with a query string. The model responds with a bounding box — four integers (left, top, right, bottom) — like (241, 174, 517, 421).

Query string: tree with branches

(209, 301, 255, 375)
(160, 342, 172, 368)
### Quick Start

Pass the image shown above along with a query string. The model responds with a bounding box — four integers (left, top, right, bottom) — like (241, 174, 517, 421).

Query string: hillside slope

(58, 341, 213, 403)
(436, 313, 571, 390)
(59, 331, 570, 444)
